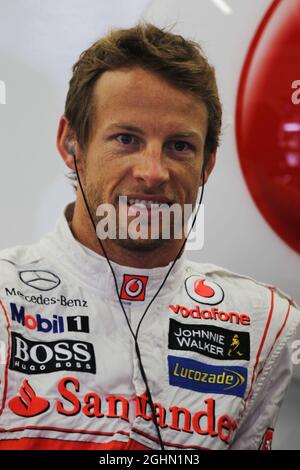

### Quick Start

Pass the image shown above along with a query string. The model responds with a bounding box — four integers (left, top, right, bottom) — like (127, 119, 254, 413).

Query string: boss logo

(9, 332, 96, 374)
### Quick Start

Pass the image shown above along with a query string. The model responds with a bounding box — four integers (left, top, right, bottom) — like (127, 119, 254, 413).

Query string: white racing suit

(0, 203, 299, 450)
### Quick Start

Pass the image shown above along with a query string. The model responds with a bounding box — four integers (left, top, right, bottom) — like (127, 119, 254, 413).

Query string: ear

(201, 152, 216, 186)
(56, 115, 84, 171)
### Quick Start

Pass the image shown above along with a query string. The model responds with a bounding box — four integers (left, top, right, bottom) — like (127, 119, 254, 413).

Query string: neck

(70, 198, 185, 269)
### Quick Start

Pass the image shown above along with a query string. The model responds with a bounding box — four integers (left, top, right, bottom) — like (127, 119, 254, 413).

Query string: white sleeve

(229, 340, 296, 450)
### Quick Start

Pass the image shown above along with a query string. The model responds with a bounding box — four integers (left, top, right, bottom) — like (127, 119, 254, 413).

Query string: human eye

(167, 140, 195, 155)
(115, 133, 138, 146)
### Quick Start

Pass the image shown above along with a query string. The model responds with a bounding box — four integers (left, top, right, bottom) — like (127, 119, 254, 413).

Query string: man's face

(81, 66, 209, 251)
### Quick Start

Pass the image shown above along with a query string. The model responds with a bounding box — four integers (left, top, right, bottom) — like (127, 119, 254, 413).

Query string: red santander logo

(7, 376, 237, 444)
(8, 379, 49, 417)
(185, 276, 224, 305)
(120, 275, 148, 301)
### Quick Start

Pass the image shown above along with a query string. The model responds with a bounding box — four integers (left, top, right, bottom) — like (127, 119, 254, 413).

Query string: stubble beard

(85, 188, 183, 253)
(83, 173, 189, 253)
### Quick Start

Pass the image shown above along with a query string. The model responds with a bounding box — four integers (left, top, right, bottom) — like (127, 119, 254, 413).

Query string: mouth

(115, 195, 181, 236)
(127, 199, 172, 209)
(119, 194, 174, 209)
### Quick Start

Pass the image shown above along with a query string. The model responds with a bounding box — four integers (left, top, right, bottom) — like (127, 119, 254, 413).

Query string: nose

(132, 144, 170, 188)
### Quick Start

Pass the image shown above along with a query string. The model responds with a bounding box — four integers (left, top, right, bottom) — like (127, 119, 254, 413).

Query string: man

(0, 22, 299, 451)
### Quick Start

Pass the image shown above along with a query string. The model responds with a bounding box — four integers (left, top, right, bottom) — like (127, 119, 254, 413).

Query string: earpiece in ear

(64, 138, 76, 157)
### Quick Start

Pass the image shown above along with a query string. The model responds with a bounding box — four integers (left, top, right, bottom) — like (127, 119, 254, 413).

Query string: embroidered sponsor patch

(120, 274, 148, 301)
(168, 319, 250, 360)
(168, 355, 247, 398)
(8, 379, 50, 417)
(9, 332, 96, 374)
(7, 376, 238, 444)
(18, 270, 61, 291)
(9, 302, 89, 334)
(168, 304, 251, 325)
(185, 276, 224, 305)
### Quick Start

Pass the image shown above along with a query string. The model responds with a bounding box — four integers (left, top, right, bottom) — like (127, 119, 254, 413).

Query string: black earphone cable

(72, 150, 205, 451)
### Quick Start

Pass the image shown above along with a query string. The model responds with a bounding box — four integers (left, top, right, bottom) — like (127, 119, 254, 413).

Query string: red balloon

(236, 0, 300, 254)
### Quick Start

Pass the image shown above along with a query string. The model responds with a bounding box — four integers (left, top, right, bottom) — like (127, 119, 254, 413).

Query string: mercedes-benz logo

(19, 270, 61, 291)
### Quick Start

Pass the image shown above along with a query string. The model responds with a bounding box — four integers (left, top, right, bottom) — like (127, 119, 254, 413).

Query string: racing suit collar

(38, 202, 186, 303)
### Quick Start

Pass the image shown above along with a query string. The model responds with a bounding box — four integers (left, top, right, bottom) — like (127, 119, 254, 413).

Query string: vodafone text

(169, 304, 251, 325)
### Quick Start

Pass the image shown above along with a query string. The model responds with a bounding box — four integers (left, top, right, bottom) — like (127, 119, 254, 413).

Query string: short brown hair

(65, 21, 222, 166)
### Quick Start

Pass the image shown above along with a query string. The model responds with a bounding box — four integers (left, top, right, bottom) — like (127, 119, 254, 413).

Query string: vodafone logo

(8, 379, 49, 417)
(19, 270, 61, 291)
(120, 275, 148, 301)
(185, 276, 224, 305)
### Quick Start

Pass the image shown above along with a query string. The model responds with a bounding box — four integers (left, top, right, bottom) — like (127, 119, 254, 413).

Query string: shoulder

(182, 258, 299, 408)
(183, 258, 300, 352)
(184, 258, 299, 311)
(0, 242, 45, 290)
(0, 243, 38, 265)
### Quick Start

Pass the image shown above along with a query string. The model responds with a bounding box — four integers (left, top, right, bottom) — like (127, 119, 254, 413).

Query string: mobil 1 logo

(9, 332, 96, 374)
(9, 303, 89, 334)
